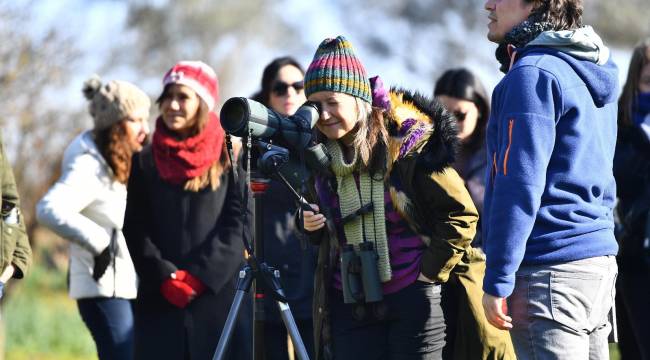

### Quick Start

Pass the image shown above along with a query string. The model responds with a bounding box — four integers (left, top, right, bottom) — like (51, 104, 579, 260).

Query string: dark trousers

(77, 297, 134, 360)
(440, 281, 459, 360)
(264, 319, 315, 360)
(617, 269, 650, 360)
(330, 281, 446, 360)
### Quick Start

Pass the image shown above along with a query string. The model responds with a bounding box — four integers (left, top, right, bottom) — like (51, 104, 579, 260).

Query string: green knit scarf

(326, 140, 391, 282)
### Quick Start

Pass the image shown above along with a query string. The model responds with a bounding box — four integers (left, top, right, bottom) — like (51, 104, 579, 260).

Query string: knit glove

(92, 247, 111, 281)
(174, 270, 206, 296)
(160, 277, 195, 308)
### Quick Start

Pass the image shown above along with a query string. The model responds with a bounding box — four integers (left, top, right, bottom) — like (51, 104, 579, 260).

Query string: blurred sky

(30, 0, 632, 115)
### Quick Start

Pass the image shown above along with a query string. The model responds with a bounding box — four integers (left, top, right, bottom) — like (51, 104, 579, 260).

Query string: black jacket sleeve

(123, 152, 177, 288)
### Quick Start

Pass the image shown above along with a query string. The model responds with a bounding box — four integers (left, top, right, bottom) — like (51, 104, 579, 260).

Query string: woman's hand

(0, 264, 14, 283)
(302, 204, 326, 232)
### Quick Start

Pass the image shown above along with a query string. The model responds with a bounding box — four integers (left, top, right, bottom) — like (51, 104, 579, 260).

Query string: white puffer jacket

(37, 131, 137, 299)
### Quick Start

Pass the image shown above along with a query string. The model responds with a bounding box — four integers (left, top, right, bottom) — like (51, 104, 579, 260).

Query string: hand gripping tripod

(213, 138, 311, 360)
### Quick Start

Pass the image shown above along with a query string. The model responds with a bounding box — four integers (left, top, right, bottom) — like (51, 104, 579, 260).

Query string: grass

(610, 344, 621, 360)
(2, 260, 96, 360)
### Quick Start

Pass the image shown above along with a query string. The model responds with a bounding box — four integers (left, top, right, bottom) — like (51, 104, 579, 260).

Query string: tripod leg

(277, 300, 310, 360)
(213, 268, 253, 360)
(266, 267, 310, 360)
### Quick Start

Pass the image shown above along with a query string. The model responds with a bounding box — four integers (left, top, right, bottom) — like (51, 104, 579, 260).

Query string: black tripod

(213, 139, 311, 360)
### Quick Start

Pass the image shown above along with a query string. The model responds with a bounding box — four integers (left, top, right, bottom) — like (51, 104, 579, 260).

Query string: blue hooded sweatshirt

(482, 27, 620, 298)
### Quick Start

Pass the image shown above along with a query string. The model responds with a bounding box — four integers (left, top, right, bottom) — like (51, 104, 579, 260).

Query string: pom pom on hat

(82, 74, 102, 101)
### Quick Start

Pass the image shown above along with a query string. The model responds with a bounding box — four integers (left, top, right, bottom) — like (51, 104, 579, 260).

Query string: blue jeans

(508, 256, 617, 360)
(77, 297, 134, 360)
(330, 281, 446, 360)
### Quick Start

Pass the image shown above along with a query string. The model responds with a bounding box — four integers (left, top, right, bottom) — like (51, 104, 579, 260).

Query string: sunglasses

(271, 81, 304, 96)
(453, 111, 468, 122)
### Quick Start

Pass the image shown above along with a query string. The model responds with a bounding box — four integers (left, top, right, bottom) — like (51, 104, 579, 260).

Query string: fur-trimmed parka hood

(383, 87, 459, 175)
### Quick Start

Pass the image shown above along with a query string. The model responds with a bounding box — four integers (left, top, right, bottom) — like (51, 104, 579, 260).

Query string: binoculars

(340, 242, 383, 304)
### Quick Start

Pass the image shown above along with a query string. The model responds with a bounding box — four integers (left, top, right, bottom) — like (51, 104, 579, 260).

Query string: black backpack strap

(224, 134, 239, 183)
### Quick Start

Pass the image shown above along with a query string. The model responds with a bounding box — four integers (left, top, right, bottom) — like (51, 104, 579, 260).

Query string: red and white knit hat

(162, 61, 219, 110)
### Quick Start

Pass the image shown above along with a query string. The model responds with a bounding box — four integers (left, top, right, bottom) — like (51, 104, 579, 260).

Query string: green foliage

(2, 262, 96, 360)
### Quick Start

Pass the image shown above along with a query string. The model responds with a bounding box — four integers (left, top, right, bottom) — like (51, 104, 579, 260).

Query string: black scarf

(495, 14, 554, 73)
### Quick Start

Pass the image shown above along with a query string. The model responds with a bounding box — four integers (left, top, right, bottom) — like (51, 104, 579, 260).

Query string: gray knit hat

(82, 75, 151, 130)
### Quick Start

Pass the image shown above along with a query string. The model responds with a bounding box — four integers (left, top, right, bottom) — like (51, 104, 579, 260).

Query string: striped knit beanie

(304, 36, 372, 104)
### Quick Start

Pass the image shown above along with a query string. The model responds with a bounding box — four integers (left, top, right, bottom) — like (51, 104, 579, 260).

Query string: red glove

(174, 270, 206, 296)
(160, 278, 194, 308)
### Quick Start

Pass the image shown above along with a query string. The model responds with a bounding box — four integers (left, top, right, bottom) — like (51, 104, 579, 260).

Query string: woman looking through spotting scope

(299, 35, 487, 360)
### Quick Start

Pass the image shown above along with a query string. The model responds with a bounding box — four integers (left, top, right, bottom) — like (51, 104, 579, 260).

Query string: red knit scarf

(152, 112, 224, 185)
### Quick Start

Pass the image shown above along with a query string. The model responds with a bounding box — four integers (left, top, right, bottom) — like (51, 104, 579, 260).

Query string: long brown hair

(94, 121, 139, 184)
(353, 99, 389, 176)
(618, 38, 650, 128)
(156, 86, 230, 192)
(315, 98, 388, 176)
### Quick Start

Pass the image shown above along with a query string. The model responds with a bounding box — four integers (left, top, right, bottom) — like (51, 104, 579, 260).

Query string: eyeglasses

(271, 81, 304, 96)
(453, 111, 468, 122)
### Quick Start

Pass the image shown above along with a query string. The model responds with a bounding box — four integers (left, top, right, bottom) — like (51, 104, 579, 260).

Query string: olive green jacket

(0, 131, 32, 281)
(302, 89, 514, 359)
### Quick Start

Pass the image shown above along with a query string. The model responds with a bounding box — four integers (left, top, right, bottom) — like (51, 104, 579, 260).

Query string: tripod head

(229, 138, 316, 304)
(255, 141, 315, 213)
(255, 141, 289, 177)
